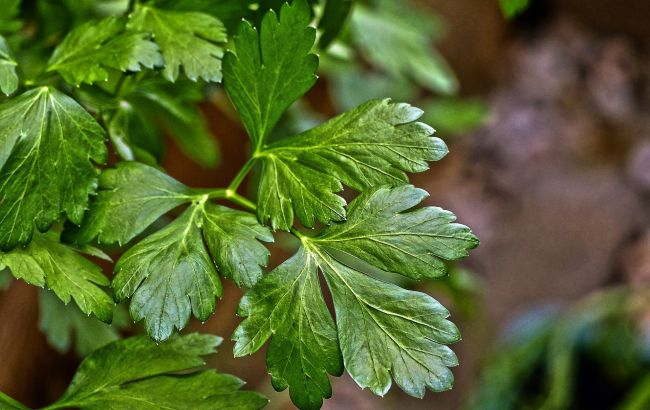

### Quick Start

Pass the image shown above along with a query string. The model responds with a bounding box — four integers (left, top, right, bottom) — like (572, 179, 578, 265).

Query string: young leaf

(38, 333, 268, 409)
(257, 99, 447, 230)
(0, 232, 114, 322)
(48, 16, 162, 86)
(113, 204, 222, 342)
(127, 5, 226, 82)
(0, 35, 18, 96)
(0, 87, 107, 251)
(38, 290, 128, 356)
(235, 185, 478, 408)
(65, 161, 195, 246)
(223, 0, 318, 147)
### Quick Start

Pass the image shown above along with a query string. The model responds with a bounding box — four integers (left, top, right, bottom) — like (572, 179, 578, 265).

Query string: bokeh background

(2, 0, 650, 409)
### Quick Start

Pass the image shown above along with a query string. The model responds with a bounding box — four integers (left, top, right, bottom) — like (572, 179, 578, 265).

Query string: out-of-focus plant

(468, 287, 650, 410)
(319, 0, 489, 137)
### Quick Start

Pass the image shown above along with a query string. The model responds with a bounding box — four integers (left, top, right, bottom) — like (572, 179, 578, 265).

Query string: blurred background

(2, 0, 650, 409)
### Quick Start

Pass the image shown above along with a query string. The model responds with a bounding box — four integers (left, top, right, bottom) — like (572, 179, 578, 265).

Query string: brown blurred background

(2, 0, 650, 409)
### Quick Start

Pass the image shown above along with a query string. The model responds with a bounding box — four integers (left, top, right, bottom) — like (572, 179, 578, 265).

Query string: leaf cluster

(0, 1, 479, 409)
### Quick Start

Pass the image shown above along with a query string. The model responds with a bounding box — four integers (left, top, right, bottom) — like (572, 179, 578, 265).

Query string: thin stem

(227, 157, 257, 193)
(229, 193, 256, 212)
(191, 188, 228, 200)
(191, 188, 255, 212)
(113, 74, 129, 98)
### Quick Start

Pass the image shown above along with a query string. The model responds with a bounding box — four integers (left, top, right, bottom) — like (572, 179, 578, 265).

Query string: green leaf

(105, 98, 162, 165)
(133, 79, 220, 168)
(49, 333, 267, 409)
(127, 5, 226, 82)
(223, 0, 318, 147)
(257, 99, 447, 230)
(315, 185, 478, 280)
(422, 98, 489, 135)
(0, 35, 18, 96)
(234, 248, 342, 410)
(0, 0, 22, 33)
(0, 392, 29, 410)
(0, 87, 107, 251)
(0, 232, 113, 322)
(350, 3, 457, 95)
(499, 0, 530, 18)
(114, 203, 222, 341)
(202, 203, 273, 288)
(88, 164, 273, 341)
(65, 161, 194, 246)
(153, 0, 256, 32)
(38, 290, 128, 356)
(48, 16, 162, 86)
(235, 186, 477, 408)
(318, 0, 353, 49)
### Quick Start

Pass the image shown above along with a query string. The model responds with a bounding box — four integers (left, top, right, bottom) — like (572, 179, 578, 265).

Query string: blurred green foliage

(468, 288, 650, 410)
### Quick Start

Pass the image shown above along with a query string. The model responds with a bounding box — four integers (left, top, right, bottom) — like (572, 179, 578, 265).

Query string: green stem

(191, 188, 228, 200)
(227, 157, 257, 193)
(229, 193, 256, 212)
(191, 188, 256, 212)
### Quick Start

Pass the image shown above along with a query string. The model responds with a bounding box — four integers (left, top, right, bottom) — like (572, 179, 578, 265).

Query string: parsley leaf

(257, 99, 447, 230)
(235, 185, 478, 407)
(65, 161, 194, 246)
(202, 203, 273, 288)
(350, 2, 458, 95)
(223, 0, 318, 147)
(72, 162, 272, 341)
(48, 16, 162, 86)
(0, 35, 18, 96)
(0, 232, 114, 322)
(38, 290, 129, 356)
(40, 333, 267, 409)
(315, 185, 478, 280)
(114, 203, 222, 341)
(234, 248, 342, 410)
(127, 5, 226, 82)
(0, 87, 107, 251)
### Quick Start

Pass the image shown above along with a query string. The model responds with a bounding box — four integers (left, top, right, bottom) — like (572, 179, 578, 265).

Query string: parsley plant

(0, 1, 478, 408)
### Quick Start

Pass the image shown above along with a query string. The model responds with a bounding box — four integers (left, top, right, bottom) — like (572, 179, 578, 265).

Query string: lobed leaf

(0, 232, 113, 322)
(72, 162, 272, 341)
(257, 99, 448, 230)
(223, 0, 318, 147)
(128, 5, 226, 82)
(235, 186, 478, 409)
(0, 87, 106, 251)
(48, 16, 162, 86)
(41, 333, 269, 409)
